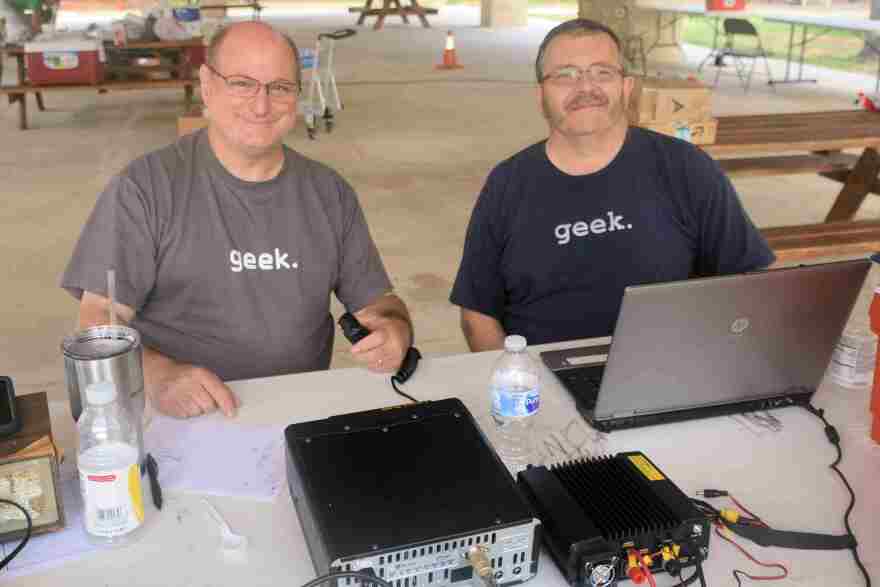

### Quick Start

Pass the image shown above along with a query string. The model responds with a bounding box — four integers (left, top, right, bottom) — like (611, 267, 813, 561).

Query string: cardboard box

(24, 38, 105, 85)
(178, 107, 208, 137)
(629, 77, 713, 125)
(640, 118, 718, 145)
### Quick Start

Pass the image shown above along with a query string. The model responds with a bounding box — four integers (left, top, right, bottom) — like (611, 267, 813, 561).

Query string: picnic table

(348, 0, 437, 30)
(761, 13, 880, 89)
(703, 109, 880, 261)
(1, 39, 203, 130)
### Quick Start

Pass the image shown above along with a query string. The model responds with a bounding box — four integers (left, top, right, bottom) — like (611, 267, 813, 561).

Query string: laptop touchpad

(540, 345, 610, 371)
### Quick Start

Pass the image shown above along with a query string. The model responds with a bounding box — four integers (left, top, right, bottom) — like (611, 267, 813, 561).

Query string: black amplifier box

(286, 399, 542, 587)
(518, 452, 710, 587)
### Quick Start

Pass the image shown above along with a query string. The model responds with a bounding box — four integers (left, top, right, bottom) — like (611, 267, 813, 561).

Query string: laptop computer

(540, 258, 870, 432)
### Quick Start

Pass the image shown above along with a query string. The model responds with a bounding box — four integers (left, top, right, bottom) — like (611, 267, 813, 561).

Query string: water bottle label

(492, 387, 540, 418)
(79, 463, 144, 537)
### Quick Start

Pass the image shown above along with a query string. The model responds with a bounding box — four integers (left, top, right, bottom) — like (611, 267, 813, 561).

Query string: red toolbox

(706, 0, 746, 11)
(24, 38, 106, 85)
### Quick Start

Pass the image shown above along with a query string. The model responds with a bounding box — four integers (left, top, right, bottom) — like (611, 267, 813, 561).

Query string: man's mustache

(565, 91, 608, 111)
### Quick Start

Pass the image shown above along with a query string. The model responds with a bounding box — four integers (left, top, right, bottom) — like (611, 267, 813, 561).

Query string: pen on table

(146, 453, 163, 511)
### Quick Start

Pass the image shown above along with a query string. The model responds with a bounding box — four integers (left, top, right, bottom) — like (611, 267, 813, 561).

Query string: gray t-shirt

(62, 130, 392, 381)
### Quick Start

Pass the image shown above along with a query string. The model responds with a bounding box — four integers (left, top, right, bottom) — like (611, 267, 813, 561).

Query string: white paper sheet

(143, 415, 285, 501)
(0, 414, 284, 578)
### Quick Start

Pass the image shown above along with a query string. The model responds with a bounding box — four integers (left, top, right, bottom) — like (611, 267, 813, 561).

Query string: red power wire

(714, 522, 788, 585)
(638, 557, 657, 587)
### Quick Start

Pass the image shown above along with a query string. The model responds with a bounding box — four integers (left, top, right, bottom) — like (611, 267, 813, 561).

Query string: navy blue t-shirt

(450, 128, 775, 345)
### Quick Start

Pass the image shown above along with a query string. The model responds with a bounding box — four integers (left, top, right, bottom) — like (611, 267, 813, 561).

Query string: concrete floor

(3, 5, 880, 405)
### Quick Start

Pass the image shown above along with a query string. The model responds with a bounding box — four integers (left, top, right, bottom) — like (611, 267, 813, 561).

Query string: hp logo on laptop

(730, 317, 750, 335)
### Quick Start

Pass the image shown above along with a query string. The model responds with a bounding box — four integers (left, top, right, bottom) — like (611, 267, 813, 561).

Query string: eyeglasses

(205, 63, 300, 101)
(541, 64, 625, 86)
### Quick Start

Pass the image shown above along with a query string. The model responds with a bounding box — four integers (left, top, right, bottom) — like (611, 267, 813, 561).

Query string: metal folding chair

(299, 28, 356, 140)
(713, 18, 774, 92)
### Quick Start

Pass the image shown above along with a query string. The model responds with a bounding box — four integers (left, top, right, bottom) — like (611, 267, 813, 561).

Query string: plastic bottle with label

(77, 381, 145, 547)
(490, 335, 540, 472)
(869, 277, 880, 444)
(829, 326, 876, 390)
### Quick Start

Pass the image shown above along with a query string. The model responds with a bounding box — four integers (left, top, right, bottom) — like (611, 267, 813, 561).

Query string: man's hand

(351, 295, 413, 373)
(150, 364, 238, 419)
(78, 291, 238, 420)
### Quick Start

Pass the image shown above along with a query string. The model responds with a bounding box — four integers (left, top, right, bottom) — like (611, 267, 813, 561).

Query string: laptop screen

(589, 259, 870, 422)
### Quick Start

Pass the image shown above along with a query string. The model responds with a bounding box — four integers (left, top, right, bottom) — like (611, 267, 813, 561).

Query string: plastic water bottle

(490, 335, 540, 472)
(77, 382, 145, 547)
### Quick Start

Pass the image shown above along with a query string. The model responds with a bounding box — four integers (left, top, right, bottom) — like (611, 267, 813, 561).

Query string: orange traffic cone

(856, 91, 879, 112)
(436, 31, 463, 70)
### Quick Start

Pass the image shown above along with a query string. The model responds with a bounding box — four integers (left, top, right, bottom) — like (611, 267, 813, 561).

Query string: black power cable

(299, 570, 394, 587)
(803, 403, 872, 587)
(389, 347, 421, 404)
(0, 498, 32, 570)
(390, 377, 418, 404)
(676, 542, 706, 587)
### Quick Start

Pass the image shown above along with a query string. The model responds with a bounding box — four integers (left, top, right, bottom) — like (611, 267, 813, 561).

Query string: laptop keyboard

(554, 365, 605, 409)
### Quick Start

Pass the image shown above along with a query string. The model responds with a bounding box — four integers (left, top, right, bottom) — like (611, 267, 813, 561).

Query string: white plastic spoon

(202, 498, 248, 552)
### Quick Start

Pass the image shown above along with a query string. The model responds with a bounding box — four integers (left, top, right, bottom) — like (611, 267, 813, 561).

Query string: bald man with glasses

(450, 18, 773, 352)
(62, 22, 413, 420)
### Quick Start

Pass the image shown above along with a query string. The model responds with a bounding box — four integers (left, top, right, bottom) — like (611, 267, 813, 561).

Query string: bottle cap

(504, 335, 527, 352)
(85, 381, 118, 406)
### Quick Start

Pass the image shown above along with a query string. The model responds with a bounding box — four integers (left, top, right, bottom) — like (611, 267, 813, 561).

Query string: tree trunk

(858, 0, 880, 61)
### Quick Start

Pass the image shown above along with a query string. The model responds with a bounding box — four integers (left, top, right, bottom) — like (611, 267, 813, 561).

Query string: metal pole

(797, 23, 808, 82)
(783, 21, 795, 82)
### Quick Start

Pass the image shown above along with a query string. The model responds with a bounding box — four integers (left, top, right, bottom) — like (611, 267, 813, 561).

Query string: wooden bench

(717, 152, 860, 177)
(0, 79, 195, 130)
(699, 110, 880, 261)
(760, 220, 880, 263)
(349, 0, 437, 30)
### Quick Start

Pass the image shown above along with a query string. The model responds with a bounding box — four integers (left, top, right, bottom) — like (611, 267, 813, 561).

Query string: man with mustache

(450, 18, 773, 351)
(62, 22, 413, 418)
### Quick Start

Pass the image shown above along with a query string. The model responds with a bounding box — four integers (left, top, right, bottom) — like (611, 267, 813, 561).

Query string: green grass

(681, 14, 877, 74)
